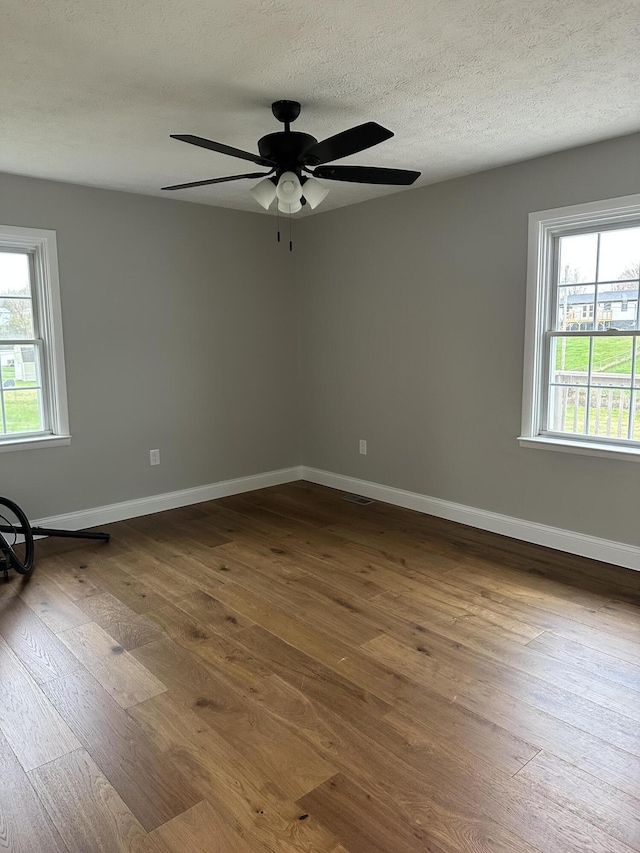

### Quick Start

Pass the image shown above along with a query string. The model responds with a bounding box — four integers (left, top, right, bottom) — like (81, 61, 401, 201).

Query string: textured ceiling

(2, 0, 640, 215)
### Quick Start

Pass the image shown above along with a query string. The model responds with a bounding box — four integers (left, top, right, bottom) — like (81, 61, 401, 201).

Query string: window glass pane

(0, 252, 31, 297)
(587, 388, 629, 439)
(0, 297, 34, 339)
(551, 336, 589, 384)
(596, 283, 638, 329)
(634, 344, 640, 388)
(0, 345, 17, 389)
(597, 226, 640, 283)
(2, 389, 43, 433)
(1, 344, 40, 388)
(632, 393, 640, 440)
(558, 233, 597, 284)
(591, 336, 633, 384)
(548, 386, 587, 434)
(556, 284, 594, 331)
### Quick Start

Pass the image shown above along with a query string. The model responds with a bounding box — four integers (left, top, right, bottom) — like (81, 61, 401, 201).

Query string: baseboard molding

(33, 466, 304, 532)
(301, 466, 640, 572)
(31, 462, 639, 572)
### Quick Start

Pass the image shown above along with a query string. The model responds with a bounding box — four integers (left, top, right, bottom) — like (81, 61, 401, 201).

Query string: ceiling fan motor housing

(258, 132, 317, 178)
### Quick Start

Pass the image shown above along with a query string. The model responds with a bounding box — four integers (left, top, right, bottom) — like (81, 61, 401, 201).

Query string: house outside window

(521, 195, 640, 460)
(0, 225, 70, 451)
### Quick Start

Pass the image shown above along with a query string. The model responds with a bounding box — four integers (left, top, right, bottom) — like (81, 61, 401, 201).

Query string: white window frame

(519, 193, 640, 462)
(0, 224, 70, 452)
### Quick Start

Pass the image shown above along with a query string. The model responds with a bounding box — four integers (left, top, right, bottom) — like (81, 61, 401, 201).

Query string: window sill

(0, 435, 71, 454)
(518, 435, 640, 462)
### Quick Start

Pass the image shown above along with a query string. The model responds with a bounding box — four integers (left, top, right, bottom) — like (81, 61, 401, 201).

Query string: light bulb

(276, 171, 303, 204)
(302, 177, 329, 209)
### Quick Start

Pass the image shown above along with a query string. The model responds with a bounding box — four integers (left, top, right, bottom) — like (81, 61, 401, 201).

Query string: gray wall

(4, 132, 640, 545)
(296, 133, 640, 546)
(0, 173, 298, 519)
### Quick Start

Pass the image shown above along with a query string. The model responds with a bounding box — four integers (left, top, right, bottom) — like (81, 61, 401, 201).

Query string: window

(0, 225, 69, 451)
(521, 195, 640, 460)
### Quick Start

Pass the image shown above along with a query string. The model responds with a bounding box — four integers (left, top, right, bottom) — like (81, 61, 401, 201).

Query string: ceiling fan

(162, 100, 421, 213)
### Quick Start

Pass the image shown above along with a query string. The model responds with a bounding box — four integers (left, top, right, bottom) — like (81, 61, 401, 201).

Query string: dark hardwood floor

(0, 481, 639, 852)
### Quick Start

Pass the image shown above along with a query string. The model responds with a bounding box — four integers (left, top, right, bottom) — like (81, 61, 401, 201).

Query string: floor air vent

(343, 493, 375, 505)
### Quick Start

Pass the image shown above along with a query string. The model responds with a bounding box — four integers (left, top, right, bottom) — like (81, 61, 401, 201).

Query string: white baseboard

(33, 466, 304, 531)
(301, 466, 640, 572)
(31, 462, 639, 572)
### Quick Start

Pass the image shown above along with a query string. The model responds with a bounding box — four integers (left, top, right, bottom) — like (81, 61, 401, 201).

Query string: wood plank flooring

(0, 481, 638, 852)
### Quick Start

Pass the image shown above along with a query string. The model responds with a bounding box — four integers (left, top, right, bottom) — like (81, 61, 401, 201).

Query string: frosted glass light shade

(250, 177, 277, 210)
(276, 171, 303, 204)
(277, 200, 302, 214)
(302, 177, 329, 209)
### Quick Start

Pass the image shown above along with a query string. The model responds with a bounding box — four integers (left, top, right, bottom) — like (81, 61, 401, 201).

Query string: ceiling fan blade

(313, 165, 421, 185)
(161, 172, 272, 191)
(301, 122, 393, 166)
(170, 134, 275, 167)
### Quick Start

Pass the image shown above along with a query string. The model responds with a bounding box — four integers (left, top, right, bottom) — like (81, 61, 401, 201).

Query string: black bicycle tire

(0, 497, 35, 574)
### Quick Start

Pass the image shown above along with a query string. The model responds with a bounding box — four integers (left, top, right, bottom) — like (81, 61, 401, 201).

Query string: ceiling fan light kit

(162, 100, 420, 220)
(276, 170, 303, 204)
(301, 176, 330, 209)
(249, 176, 277, 210)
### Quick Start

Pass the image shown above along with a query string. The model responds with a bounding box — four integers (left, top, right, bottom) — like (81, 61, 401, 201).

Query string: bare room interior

(1, 2, 639, 851)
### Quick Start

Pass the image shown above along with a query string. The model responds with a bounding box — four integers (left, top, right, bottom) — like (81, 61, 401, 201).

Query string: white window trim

(519, 193, 640, 461)
(0, 224, 70, 452)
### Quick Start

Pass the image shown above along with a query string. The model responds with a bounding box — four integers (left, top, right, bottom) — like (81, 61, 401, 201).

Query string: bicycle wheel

(0, 497, 35, 574)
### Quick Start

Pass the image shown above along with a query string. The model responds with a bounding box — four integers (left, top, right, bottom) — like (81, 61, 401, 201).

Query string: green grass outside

(0, 367, 42, 433)
(552, 337, 639, 441)
(555, 336, 639, 374)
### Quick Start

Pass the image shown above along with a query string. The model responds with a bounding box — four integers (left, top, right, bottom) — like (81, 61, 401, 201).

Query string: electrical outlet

(150, 449, 160, 466)
(359, 439, 367, 455)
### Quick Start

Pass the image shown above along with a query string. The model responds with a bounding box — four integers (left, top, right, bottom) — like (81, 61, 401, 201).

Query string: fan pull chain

(274, 207, 293, 252)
